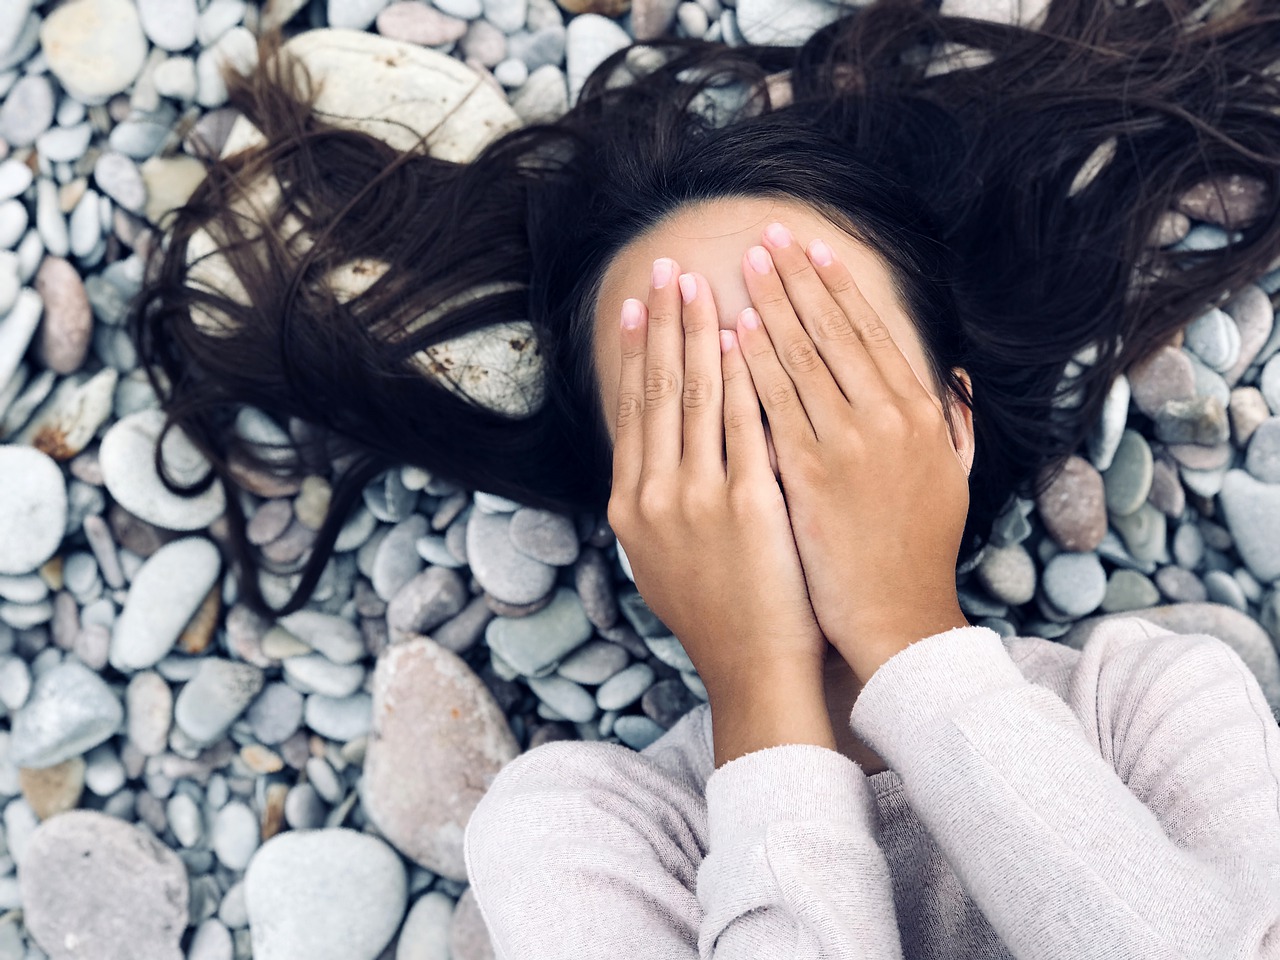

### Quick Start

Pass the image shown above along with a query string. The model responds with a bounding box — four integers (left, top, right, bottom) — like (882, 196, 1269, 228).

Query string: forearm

(708, 661, 837, 768)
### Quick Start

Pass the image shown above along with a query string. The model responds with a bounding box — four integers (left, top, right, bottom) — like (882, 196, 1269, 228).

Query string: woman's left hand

(735, 221, 972, 684)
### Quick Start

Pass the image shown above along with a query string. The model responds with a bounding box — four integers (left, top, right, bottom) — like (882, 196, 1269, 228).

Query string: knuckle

(605, 497, 632, 533)
(682, 372, 715, 411)
(636, 484, 673, 521)
(825, 272, 858, 299)
(755, 289, 791, 313)
(615, 391, 643, 429)
(681, 309, 711, 338)
(862, 317, 895, 345)
(783, 337, 822, 373)
(644, 366, 680, 405)
(679, 483, 716, 516)
(727, 480, 771, 515)
(764, 378, 797, 409)
(723, 405, 751, 435)
(813, 307, 855, 342)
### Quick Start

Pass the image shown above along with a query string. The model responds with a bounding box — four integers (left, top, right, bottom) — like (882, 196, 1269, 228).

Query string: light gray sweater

(463, 615, 1280, 959)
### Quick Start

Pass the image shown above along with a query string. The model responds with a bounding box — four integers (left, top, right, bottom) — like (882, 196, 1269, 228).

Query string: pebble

(19, 755, 86, 819)
(1172, 521, 1205, 569)
(1176, 174, 1270, 230)
(1086, 372, 1129, 471)
(283, 782, 326, 829)
(1101, 428, 1153, 517)
(167, 790, 202, 847)
(1183, 307, 1242, 373)
(1263, 355, 1280, 415)
(1035, 454, 1107, 552)
(189, 919, 234, 960)
(508, 507, 580, 566)
(276, 609, 366, 665)
(110, 537, 222, 672)
(99, 407, 227, 530)
(435, 0, 485, 17)
(526, 674, 597, 722)
(613, 714, 666, 751)
(430, 594, 494, 654)
(0, 446, 66, 576)
(34, 255, 93, 373)
(174, 657, 265, 745)
(1187, 353, 1231, 409)
(362, 638, 519, 881)
(39, 0, 149, 103)
(125, 670, 173, 755)
(595, 661, 654, 711)
(1219, 469, 1280, 583)
(1155, 394, 1230, 447)
(555, 639, 629, 685)
(397, 891, 454, 960)
(1230, 387, 1271, 447)
(153, 54, 198, 100)
(212, 800, 259, 870)
(387, 566, 469, 638)
(0, 199, 27, 249)
(484, 586, 592, 676)
(484, 0, 528, 32)
(1128, 345, 1196, 419)
(281, 654, 365, 698)
(1222, 285, 1274, 386)
(461, 19, 507, 65)
(466, 510, 556, 605)
(1041, 551, 1107, 618)
(565, 13, 631, 104)
(1154, 564, 1208, 603)
(247, 682, 304, 745)
(21, 810, 188, 959)
(9, 658, 122, 769)
(1204, 569, 1247, 612)
(1110, 501, 1168, 565)
(376, 2, 468, 44)
(372, 513, 428, 601)
(974, 542, 1037, 605)
(0, 74, 53, 148)
(1245, 416, 1280, 483)
(138, 0, 199, 51)
(245, 828, 407, 960)
(0, 160, 32, 202)
(1100, 568, 1160, 613)
(641, 677, 699, 728)
(304, 692, 373, 741)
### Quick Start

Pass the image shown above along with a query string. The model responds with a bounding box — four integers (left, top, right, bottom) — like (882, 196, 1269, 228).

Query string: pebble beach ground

(0, 0, 1279, 957)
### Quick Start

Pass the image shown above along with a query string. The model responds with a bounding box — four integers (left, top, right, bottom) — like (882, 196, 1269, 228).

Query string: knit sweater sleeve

(463, 733, 905, 959)
(848, 619, 1280, 960)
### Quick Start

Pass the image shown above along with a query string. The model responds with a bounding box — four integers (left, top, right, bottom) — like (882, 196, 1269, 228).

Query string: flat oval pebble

(1219, 469, 1280, 583)
(99, 407, 227, 531)
(508, 506, 580, 566)
(40, 0, 149, 102)
(10, 659, 123, 769)
(1128, 345, 1196, 419)
(245, 828, 407, 960)
(110, 537, 221, 672)
(212, 799, 260, 871)
(1035, 454, 1107, 552)
(372, 513, 428, 601)
(484, 586, 592, 676)
(1183, 308, 1241, 373)
(641, 677, 700, 728)
(174, 658, 265, 746)
(276, 609, 366, 664)
(526, 674, 597, 723)
(974, 542, 1036, 605)
(613, 713, 667, 751)
(386, 565, 468, 638)
(735, 0, 843, 45)
(1110, 501, 1168, 565)
(595, 661, 655, 711)
(565, 13, 631, 103)
(1222, 284, 1275, 386)
(138, 0, 199, 50)
(0, 445, 66, 575)
(281, 654, 365, 698)
(362, 638, 519, 881)
(20, 810, 188, 960)
(1101, 428, 1153, 517)
(0, 74, 54, 148)
(303, 692, 373, 742)
(1245, 416, 1280, 483)
(1041, 551, 1107, 619)
(1100, 568, 1161, 613)
(449, 886, 498, 960)
(466, 510, 557, 606)
(125, 670, 173, 756)
(246, 682, 304, 745)
(34, 255, 93, 373)
(1204, 569, 1247, 611)
(555, 639, 629, 685)
(397, 891, 454, 960)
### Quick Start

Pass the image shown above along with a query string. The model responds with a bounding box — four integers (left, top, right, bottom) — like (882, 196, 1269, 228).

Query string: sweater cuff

(704, 743, 875, 854)
(848, 625, 1025, 762)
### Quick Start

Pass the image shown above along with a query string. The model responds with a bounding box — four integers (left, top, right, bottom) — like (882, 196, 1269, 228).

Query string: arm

(846, 620, 1280, 960)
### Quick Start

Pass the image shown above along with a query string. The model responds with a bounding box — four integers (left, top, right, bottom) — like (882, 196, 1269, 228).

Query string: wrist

(709, 662, 836, 769)
(828, 604, 971, 686)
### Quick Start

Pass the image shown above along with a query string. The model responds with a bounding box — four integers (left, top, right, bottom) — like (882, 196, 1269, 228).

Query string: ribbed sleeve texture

(463, 616, 1280, 959)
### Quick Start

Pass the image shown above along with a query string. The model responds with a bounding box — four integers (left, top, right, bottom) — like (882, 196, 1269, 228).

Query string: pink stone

(375, 2, 468, 46)
(34, 256, 93, 374)
(450, 887, 497, 960)
(1221, 284, 1275, 387)
(1176, 174, 1270, 230)
(1127, 345, 1196, 419)
(1035, 454, 1107, 552)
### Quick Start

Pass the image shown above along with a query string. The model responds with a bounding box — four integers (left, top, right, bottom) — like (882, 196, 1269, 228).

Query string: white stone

(109, 537, 223, 672)
(99, 407, 227, 530)
(0, 444, 65, 576)
(0, 287, 42, 397)
(328, 0, 390, 30)
(940, 0, 1051, 27)
(565, 13, 631, 105)
(153, 55, 198, 101)
(138, 0, 199, 51)
(38, 0, 150, 104)
(734, 0, 844, 46)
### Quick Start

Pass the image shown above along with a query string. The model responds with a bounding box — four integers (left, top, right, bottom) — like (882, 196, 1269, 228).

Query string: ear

(945, 367, 976, 478)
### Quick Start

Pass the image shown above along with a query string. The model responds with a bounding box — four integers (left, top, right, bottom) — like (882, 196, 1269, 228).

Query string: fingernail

(652, 258, 674, 289)
(720, 330, 736, 353)
(678, 273, 697, 303)
(747, 246, 772, 275)
(808, 238, 834, 267)
(621, 299, 644, 330)
(738, 307, 760, 330)
(764, 222, 792, 248)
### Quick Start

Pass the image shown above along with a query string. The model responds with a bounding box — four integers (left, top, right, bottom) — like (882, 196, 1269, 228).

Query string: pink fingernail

(678, 273, 697, 304)
(764, 222, 792, 248)
(720, 330, 736, 353)
(738, 308, 760, 330)
(652, 258, 674, 289)
(808, 239, 834, 267)
(747, 246, 771, 276)
(621, 299, 644, 330)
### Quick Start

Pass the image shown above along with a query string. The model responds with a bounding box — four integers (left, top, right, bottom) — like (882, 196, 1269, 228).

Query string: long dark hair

(130, 0, 1280, 618)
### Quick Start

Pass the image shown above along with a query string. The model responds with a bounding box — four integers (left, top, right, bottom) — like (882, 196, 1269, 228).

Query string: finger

(758, 222, 893, 411)
(642, 257, 684, 479)
(803, 235, 926, 406)
(612, 297, 648, 497)
(742, 239, 849, 440)
(678, 272, 725, 478)
(718, 328, 772, 484)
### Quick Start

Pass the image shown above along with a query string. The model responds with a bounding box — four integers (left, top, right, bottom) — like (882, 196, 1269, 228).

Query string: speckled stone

(508, 507, 580, 566)
(1154, 396, 1230, 447)
(1110, 501, 1169, 566)
(1128, 345, 1196, 419)
(1040, 551, 1107, 619)
(465, 511, 557, 606)
(1035, 455, 1108, 552)
(1154, 565, 1208, 603)
(1222, 284, 1275, 386)
(1244, 416, 1280, 484)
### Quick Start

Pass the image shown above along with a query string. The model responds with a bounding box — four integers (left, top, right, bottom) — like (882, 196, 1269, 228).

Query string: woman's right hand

(606, 257, 836, 763)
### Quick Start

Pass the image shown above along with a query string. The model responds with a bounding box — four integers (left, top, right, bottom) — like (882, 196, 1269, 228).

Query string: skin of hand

(736, 222, 973, 685)
(606, 256, 840, 769)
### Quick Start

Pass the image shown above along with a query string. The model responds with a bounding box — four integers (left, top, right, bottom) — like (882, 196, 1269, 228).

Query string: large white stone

(0, 445, 66, 576)
(38, 0, 149, 104)
(99, 407, 227, 531)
